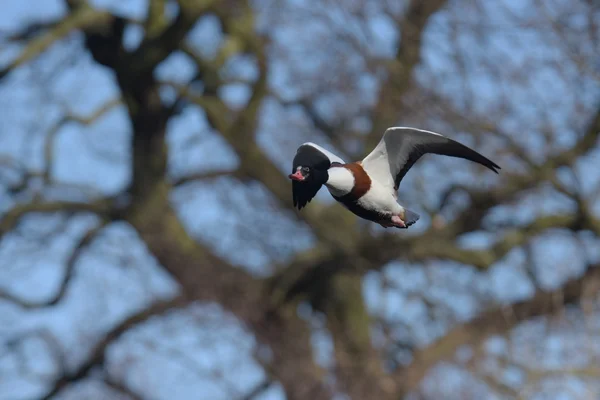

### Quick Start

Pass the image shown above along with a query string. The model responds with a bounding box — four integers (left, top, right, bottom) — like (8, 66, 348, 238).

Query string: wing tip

(385, 125, 503, 175)
(488, 161, 501, 174)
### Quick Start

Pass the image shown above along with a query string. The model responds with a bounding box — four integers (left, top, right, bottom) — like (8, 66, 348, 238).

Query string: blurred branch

(103, 377, 144, 400)
(282, 97, 337, 139)
(127, 0, 218, 75)
(272, 189, 600, 392)
(403, 213, 600, 269)
(44, 97, 122, 181)
(40, 295, 188, 400)
(440, 104, 600, 235)
(0, 221, 107, 309)
(425, 88, 536, 169)
(2, 328, 65, 379)
(479, 373, 520, 398)
(126, 6, 333, 396)
(268, 95, 600, 400)
(365, 0, 449, 150)
(324, 272, 399, 399)
(535, 0, 600, 81)
(3, 1, 594, 399)
(165, 81, 230, 122)
(144, 0, 168, 38)
(240, 379, 273, 400)
(401, 263, 600, 393)
(125, 185, 332, 399)
(126, 157, 325, 399)
(0, 198, 115, 239)
(525, 366, 600, 382)
(0, 4, 112, 81)
(271, 92, 365, 158)
(64, 97, 123, 125)
(171, 168, 241, 187)
(174, 23, 362, 251)
(277, 206, 600, 311)
(1, 21, 59, 42)
(552, 103, 600, 165)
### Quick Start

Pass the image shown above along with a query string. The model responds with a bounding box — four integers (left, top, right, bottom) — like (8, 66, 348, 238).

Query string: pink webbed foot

(390, 215, 407, 228)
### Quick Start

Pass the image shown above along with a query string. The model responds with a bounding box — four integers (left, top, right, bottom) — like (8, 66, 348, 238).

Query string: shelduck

(288, 127, 500, 228)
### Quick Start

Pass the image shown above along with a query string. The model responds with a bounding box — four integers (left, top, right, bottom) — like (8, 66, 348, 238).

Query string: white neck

(325, 167, 354, 196)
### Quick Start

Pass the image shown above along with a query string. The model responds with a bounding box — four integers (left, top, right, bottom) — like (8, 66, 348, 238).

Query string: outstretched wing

(361, 127, 500, 191)
(292, 142, 345, 210)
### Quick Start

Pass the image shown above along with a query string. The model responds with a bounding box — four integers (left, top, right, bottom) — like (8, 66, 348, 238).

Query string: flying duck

(288, 127, 500, 228)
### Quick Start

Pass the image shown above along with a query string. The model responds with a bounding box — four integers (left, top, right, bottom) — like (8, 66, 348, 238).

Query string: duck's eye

(302, 166, 310, 173)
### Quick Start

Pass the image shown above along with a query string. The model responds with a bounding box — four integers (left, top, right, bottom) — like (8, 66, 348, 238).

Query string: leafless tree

(0, 0, 599, 399)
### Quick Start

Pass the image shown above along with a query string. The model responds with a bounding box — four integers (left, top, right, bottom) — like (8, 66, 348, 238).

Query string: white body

(325, 166, 404, 216)
(356, 178, 404, 215)
(324, 167, 354, 197)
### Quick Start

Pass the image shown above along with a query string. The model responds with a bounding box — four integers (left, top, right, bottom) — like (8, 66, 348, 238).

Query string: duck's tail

(402, 208, 420, 228)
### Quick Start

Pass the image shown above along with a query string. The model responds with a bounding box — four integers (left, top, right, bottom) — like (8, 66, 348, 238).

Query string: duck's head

(289, 164, 330, 186)
(289, 145, 335, 185)
(288, 166, 310, 182)
(289, 143, 342, 209)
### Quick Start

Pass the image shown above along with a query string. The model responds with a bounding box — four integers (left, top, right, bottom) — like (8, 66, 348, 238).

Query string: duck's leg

(375, 216, 405, 229)
(389, 208, 420, 229)
(390, 215, 407, 228)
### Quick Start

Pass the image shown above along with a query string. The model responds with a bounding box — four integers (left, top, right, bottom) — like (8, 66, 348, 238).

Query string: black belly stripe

(333, 195, 386, 223)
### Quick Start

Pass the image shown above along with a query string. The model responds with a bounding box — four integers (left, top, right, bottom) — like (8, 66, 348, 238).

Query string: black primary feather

(362, 128, 500, 190)
(391, 130, 500, 189)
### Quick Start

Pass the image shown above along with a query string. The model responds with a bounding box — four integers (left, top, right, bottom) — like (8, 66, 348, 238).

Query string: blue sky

(0, 0, 599, 399)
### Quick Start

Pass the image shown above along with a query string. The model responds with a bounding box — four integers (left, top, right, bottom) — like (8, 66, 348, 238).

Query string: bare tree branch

(126, 0, 218, 75)
(43, 97, 122, 181)
(239, 379, 273, 400)
(0, 4, 113, 80)
(144, 0, 169, 38)
(0, 199, 115, 239)
(103, 376, 144, 400)
(40, 295, 188, 400)
(364, 0, 449, 150)
(171, 169, 241, 187)
(2, 0, 598, 399)
(0, 221, 107, 309)
(401, 263, 600, 393)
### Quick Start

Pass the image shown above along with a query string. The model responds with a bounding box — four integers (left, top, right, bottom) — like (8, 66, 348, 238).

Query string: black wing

(361, 127, 500, 190)
(291, 142, 345, 210)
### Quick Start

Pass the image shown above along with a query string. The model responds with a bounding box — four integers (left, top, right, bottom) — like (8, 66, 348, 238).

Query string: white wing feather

(302, 142, 346, 164)
(361, 126, 499, 192)
(359, 127, 434, 190)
